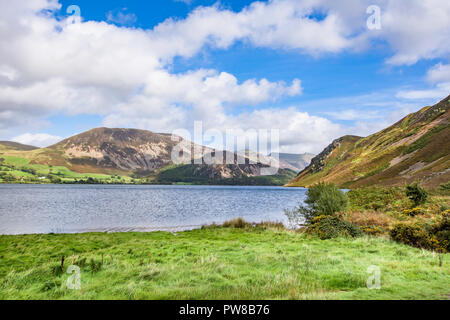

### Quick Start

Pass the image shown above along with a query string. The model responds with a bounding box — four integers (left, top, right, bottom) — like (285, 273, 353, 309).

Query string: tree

(406, 183, 428, 206)
(305, 182, 349, 216)
(285, 182, 348, 227)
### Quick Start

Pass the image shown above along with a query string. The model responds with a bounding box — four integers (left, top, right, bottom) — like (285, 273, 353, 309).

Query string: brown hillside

(48, 127, 212, 172)
(0, 141, 39, 151)
(288, 95, 450, 189)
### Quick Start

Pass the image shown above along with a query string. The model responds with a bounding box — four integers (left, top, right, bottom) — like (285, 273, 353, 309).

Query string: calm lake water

(0, 184, 307, 235)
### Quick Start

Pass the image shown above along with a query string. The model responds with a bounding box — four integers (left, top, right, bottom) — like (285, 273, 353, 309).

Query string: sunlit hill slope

(288, 95, 450, 188)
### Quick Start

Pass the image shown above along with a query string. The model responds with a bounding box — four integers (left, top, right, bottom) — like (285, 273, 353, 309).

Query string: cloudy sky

(0, 0, 449, 153)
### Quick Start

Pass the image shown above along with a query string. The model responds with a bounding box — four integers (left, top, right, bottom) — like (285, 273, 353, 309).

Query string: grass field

(0, 226, 449, 300)
(0, 154, 131, 184)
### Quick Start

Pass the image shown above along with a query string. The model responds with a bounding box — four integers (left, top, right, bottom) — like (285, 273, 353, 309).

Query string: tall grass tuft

(222, 218, 250, 229)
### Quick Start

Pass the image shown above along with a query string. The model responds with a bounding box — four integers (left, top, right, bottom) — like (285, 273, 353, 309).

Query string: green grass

(1, 156, 31, 167)
(0, 227, 448, 300)
(0, 156, 126, 184)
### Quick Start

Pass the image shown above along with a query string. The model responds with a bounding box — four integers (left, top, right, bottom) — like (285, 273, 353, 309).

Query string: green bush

(390, 224, 431, 249)
(439, 182, 450, 190)
(390, 218, 448, 253)
(361, 225, 384, 236)
(307, 215, 363, 240)
(406, 183, 428, 206)
(402, 207, 425, 216)
(430, 213, 450, 252)
(305, 182, 349, 216)
(285, 183, 349, 227)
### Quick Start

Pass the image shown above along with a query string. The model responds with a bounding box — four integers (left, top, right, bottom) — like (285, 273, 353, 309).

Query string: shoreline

(0, 219, 290, 237)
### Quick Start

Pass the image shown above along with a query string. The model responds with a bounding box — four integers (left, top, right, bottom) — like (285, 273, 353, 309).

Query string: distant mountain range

(288, 95, 450, 189)
(0, 128, 303, 185)
(270, 152, 315, 172)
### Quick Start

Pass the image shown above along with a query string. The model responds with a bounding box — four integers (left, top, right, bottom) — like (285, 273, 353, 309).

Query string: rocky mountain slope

(288, 95, 450, 188)
(1, 127, 297, 185)
(49, 127, 212, 173)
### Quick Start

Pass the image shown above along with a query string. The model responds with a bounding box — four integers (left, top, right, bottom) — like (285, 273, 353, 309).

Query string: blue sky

(1, 0, 449, 152)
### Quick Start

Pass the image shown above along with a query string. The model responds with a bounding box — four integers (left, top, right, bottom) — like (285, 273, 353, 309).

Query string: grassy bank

(1, 226, 449, 300)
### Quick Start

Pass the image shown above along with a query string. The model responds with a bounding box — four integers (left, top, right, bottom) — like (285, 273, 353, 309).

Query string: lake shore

(1, 225, 449, 300)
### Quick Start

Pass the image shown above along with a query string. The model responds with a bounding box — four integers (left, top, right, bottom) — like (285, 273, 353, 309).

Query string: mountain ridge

(288, 95, 450, 188)
(0, 127, 297, 185)
(0, 141, 39, 151)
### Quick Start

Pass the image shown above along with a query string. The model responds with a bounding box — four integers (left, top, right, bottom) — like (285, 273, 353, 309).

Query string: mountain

(288, 95, 450, 189)
(157, 150, 297, 185)
(0, 127, 296, 185)
(49, 127, 212, 173)
(241, 150, 302, 171)
(270, 152, 315, 172)
(0, 141, 38, 151)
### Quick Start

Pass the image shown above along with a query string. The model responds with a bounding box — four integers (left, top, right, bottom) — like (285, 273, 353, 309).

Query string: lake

(0, 184, 307, 235)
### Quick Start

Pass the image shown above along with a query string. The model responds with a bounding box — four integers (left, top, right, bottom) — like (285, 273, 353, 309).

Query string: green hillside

(288, 96, 450, 189)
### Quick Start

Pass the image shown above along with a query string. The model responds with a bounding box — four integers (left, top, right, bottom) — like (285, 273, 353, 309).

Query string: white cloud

(233, 108, 344, 154)
(0, 0, 449, 153)
(11, 133, 62, 147)
(427, 63, 450, 84)
(106, 9, 137, 26)
(381, 0, 450, 65)
(0, 0, 305, 135)
(147, 0, 357, 60)
(396, 82, 450, 100)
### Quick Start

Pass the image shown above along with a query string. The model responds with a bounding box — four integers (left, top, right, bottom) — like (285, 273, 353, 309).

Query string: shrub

(390, 224, 431, 249)
(361, 225, 384, 236)
(305, 182, 349, 216)
(285, 182, 348, 227)
(430, 213, 450, 252)
(390, 219, 448, 252)
(406, 183, 428, 206)
(47, 174, 62, 184)
(439, 182, 450, 190)
(402, 207, 425, 216)
(307, 215, 363, 240)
